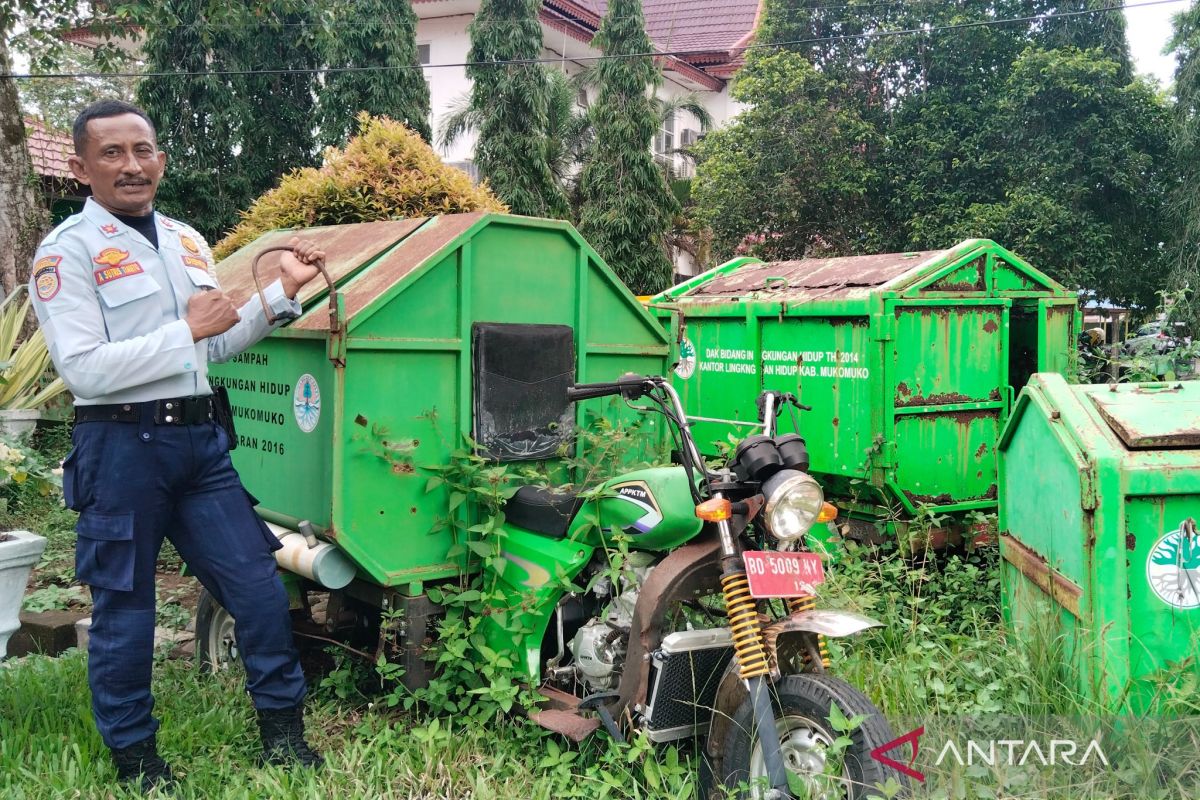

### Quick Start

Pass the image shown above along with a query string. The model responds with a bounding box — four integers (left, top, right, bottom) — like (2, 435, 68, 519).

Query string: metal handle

(250, 243, 338, 331)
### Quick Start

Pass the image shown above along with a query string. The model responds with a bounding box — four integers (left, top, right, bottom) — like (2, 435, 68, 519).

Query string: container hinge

(871, 314, 894, 341)
(328, 292, 347, 368)
(1080, 465, 1098, 510)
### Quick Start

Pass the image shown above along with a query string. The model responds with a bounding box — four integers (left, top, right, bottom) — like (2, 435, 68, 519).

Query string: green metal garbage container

(999, 373, 1200, 712)
(210, 213, 669, 588)
(649, 240, 1077, 535)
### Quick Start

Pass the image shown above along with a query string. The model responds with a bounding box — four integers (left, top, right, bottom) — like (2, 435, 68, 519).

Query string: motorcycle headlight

(761, 469, 824, 541)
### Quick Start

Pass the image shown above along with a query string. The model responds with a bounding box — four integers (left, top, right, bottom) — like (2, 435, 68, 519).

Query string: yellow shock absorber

(721, 571, 770, 679)
(788, 595, 830, 668)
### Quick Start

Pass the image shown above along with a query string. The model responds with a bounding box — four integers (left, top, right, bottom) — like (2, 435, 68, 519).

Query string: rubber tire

(194, 589, 239, 673)
(709, 674, 908, 799)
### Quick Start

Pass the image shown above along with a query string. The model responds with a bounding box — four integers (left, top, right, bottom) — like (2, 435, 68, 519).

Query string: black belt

(74, 396, 216, 426)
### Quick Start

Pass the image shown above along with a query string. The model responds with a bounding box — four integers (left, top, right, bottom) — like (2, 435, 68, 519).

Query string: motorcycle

(197, 374, 905, 798)
(479, 375, 904, 798)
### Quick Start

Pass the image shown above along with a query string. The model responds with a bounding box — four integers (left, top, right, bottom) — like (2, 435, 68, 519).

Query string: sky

(1126, 1, 1187, 88)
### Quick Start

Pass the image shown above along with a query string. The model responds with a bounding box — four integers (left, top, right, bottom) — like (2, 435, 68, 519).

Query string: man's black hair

(72, 100, 157, 155)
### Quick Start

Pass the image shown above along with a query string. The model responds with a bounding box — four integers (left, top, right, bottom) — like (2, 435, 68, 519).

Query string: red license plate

(743, 551, 825, 598)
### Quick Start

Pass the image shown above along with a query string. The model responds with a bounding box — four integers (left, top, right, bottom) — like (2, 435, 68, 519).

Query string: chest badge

(92, 248, 144, 286)
(100, 223, 119, 235)
(180, 235, 201, 255)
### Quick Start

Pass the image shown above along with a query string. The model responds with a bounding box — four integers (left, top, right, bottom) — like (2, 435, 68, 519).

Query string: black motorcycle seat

(505, 485, 585, 539)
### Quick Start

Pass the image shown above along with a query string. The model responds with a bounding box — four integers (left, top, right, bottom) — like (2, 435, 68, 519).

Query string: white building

(415, 0, 760, 277)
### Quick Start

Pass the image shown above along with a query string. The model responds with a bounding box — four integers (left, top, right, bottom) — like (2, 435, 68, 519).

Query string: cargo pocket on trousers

(75, 511, 136, 591)
(244, 490, 283, 553)
(61, 447, 80, 511)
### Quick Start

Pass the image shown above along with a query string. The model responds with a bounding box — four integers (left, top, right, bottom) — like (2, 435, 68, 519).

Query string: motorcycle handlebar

(566, 375, 658, 403)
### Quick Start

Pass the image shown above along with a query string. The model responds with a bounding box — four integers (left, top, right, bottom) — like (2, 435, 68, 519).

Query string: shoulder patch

(179, 234, 201, 255)
(33, 256, 62, 301)
(182, 255, 209, 270)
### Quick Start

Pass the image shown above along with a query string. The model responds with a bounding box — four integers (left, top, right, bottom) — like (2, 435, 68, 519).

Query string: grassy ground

(0, 653, 700, 800)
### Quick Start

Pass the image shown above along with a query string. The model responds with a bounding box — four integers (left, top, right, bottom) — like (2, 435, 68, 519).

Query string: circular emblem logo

(293, 374, 321, 433)
(675, 337, 697, 380)
(1147, 524, 1200, 609)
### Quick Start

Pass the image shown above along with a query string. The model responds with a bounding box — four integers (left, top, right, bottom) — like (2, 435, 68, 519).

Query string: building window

(655, 110, 675, 159)
(418, 44, 431, 65)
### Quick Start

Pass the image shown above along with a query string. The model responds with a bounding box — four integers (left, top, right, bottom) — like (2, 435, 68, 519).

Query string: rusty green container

(210, 213, 669, 589)
(999, 374, 1200, 712)
(649, 240, 1076, 531)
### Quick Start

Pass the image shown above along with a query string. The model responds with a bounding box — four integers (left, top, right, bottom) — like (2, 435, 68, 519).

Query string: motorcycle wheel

(195, 589, 240, 674)
(706, 673, 907, 799)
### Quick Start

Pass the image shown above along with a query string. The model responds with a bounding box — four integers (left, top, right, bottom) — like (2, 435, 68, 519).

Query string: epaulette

(39, 213, 85, 247)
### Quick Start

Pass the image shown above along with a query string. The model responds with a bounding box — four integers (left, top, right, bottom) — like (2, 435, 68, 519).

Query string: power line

(3, 0, 1184, 81)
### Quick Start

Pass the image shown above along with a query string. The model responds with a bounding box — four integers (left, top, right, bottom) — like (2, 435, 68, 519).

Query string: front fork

(715, 506, 793, 798)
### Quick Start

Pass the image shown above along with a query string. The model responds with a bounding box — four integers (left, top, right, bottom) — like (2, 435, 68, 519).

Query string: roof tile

(24, 118, 74, 179)
(583, 0, 759, 54)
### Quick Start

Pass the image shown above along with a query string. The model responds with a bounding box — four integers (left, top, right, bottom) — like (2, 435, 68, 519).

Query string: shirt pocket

(75, 510, 136, 592)
(185, 267, 218, 291)
(97, 273, 160, 309)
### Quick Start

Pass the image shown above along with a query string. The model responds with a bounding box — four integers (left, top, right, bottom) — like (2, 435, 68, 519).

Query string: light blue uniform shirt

(29, 198, 300, 406)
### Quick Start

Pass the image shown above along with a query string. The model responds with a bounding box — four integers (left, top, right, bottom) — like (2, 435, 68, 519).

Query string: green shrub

(213, 114, 507, 260)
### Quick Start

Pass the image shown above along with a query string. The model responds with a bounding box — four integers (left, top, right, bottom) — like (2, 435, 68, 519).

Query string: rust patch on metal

(983, 319, 999, 333)
(1126, 533, 1137, 551)
(216, 219, 426, 308)
(294, 213, 486, 331)
(606, 533, 723, 720)
(943, 409, 998, 425)
(904, 490, 954, 506)
(763, 615, 818, 681)
(1000, 535, 1082, 619)
(989, 388, 1002, 401)
(897, 382, 912, 398)
(975, 443, 988, 459)
(831, 417, 839, 428)
(689, 249, 945, 301)
(894, 390, 975, 408)
(529, 708, 601, 742)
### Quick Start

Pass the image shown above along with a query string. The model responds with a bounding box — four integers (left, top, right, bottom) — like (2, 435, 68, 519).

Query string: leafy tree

(576, 0, 680, 294)
(136, 1, 321, 242)
(0, 1, 111, 292)
(438, 69, 589, 201)
(950, 47, 1171, 310)
(17, 44, 139, 131)
(466, 0, 567, 217)
(694, 0, 1169, 309)
(213, 114, 506, 260)
(692, 51, 879, 262)
(317, 0, 431, 146)
(1168, 3, 1200, 332)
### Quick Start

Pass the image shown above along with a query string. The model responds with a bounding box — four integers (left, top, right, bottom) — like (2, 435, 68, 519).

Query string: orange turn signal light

(817, 502, 839, 523)
(695, 498, 733, 522)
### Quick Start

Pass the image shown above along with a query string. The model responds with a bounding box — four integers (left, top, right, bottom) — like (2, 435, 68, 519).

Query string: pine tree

(137, 1, 320, 242)
(318, 0, 431, 146)
(577, 0, 679, 295)
(466, 0, 567, 217)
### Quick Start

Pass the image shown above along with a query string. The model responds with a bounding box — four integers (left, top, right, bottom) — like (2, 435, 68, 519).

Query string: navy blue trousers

(63, 408, 306, 750)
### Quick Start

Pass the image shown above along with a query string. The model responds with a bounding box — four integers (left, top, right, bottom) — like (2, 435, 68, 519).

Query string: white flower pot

(0, 409, 40, 438)
(0, 530, 47, 659)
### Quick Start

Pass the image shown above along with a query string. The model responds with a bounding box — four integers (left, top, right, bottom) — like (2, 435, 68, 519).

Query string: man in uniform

(29, 99, 324, 792)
